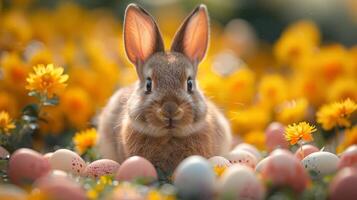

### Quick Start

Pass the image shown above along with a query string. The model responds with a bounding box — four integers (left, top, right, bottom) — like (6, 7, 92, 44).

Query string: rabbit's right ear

(124, 4, 164, 70)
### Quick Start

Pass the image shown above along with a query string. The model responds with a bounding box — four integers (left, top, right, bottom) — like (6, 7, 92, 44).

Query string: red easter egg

(338, 145, 357, 169)
(294, 144, 319, 161)
(34, 173, 86, 200)
(261, 149, 309, 193)
(265, 122, 289, 152)
(115, 156, 157, 181)
(8, 148, 51, 185)
(329, 167, 357, 200)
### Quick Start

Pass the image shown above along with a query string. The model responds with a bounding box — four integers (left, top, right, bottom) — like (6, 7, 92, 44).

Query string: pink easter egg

(265, 122, 289, 152)
(34, 173, 86, 200)
(8, 148, 51, 185)
(255, 156, 271, 173)
(219, 165, 266, 200)
(225, 150, 257, 169)
(234, 143, 262, 161)
(261, 149, 309, 193)
(84, 159, 120, 178)
(115, 156, 157, 181)
(329, 167, 357, 200)
(294, 144, 319, 161)
(338, 145, 357, 169)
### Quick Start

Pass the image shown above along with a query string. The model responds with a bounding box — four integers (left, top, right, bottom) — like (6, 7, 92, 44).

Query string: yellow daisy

(26, 64, 69, 98)
(0, 111, 16, 135)
(73, 128, 97, 155)
(337, 126, 357, 154)
(284, 122, 316, 145)
(316, 99, 357, 130)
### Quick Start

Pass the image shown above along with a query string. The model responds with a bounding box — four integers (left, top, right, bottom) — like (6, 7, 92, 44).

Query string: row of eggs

(2, 141, 357, 200)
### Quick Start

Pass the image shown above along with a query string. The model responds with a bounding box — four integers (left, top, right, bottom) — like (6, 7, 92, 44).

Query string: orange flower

(284, 122, 316, 145)
(0, 111, 16, 135)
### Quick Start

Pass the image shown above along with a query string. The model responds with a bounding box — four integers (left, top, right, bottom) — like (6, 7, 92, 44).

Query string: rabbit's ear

(171, 5, 209, 65)
(124, 4, 164, 66)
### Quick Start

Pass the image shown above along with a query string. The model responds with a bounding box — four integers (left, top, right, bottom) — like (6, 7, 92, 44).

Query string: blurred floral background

(1, 0, 357, 199)
(1, 0, 356, 152)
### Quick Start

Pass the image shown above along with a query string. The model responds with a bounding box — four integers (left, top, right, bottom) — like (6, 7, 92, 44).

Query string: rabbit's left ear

(171, 4, 209, 65)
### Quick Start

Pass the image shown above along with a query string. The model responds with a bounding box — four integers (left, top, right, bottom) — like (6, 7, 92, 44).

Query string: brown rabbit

(97, 3, 232, 173)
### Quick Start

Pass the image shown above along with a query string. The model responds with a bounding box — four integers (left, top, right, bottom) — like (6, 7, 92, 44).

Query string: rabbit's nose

(158, 101, 183, 120)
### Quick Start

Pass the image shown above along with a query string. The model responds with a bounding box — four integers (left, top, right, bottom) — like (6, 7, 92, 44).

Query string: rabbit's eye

(187, 77, 193, 93)
(145, 78, 152, 94)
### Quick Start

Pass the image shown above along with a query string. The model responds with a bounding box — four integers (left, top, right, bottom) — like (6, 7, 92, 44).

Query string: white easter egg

(225, 150, 257, 168)
(85, 159, 120, 178)
(219, 165, 265, 200)
(49, 149, 86, 175)
(174, 156, 215, 199)
(233, 143, 262, 161)
(208, 156, 231, 168)
(302, 151, 339, 178)
(255, 156, 271, 173)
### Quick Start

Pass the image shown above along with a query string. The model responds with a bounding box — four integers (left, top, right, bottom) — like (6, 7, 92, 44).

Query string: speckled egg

(294, 144, 319, 161)
(219, 165, 265, 200)
(174, 156, 215, 199)
(265, 122, 289, 152)
(329, 167, 357, 200)
(34, 172, 86, 200)
(338, 145, 357, 169)
(302, 151, 339, 178)
(261, 149, 309, 193)
(208, 156, 231, 168)
(8, 148, 51, 185)
(0, 184, 27, 200)
(115, 156, 157, 181)
(0, 146, 9, 159)
(225, 149, 257, 168)
(49, 149, 86, 175)
(234, 143, 262, 161)
(84, 159, 120, 178)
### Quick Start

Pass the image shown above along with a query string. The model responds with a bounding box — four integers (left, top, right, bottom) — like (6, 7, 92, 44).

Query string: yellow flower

(337, 126, 357, 154)
(243, 130, 266, 151)
(213, 165, 227, 177)
(327, 78, 357, 102)
(26, 64, 69, 98)
(258, 74, 288, 108)
(0, 111, 16, 135)
(73, 128, 97, 155)
(317, 99, 357, 130)
(147, 189, 176, 200)
(274, 20, 320, 65)
(276, 98, 309, 125)
(284, 122, 316, 145)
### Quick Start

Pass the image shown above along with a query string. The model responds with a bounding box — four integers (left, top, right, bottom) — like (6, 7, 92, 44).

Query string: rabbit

(97, 3, 232, 173)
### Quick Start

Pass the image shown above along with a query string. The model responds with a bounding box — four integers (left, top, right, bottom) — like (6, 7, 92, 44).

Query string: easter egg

(338, 145, 357, 169)
(225, 149, 257, 168)
(0, 146, 9, 159)
(84, 159, 120, 178)
(115, 156, 157, 181)
(8, 148, 51, 185)
(255, 156, 271, 173)
(302, 151, 339, 178)
(219, 165, 265, 200)
(233, 143, 262, 161)
(0, 184, 27, 200)
(34, 173, 86, 200)
(174, 156, 215, 199)
(329, 167, 357, 200)
(294, 144, 319, 161)
(43, 152, 53, 161)
(49, 149, 86, 175)
(261, 149, 309, 193)
(208, 156, 231, 168)
(265, 122, 289, 152)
